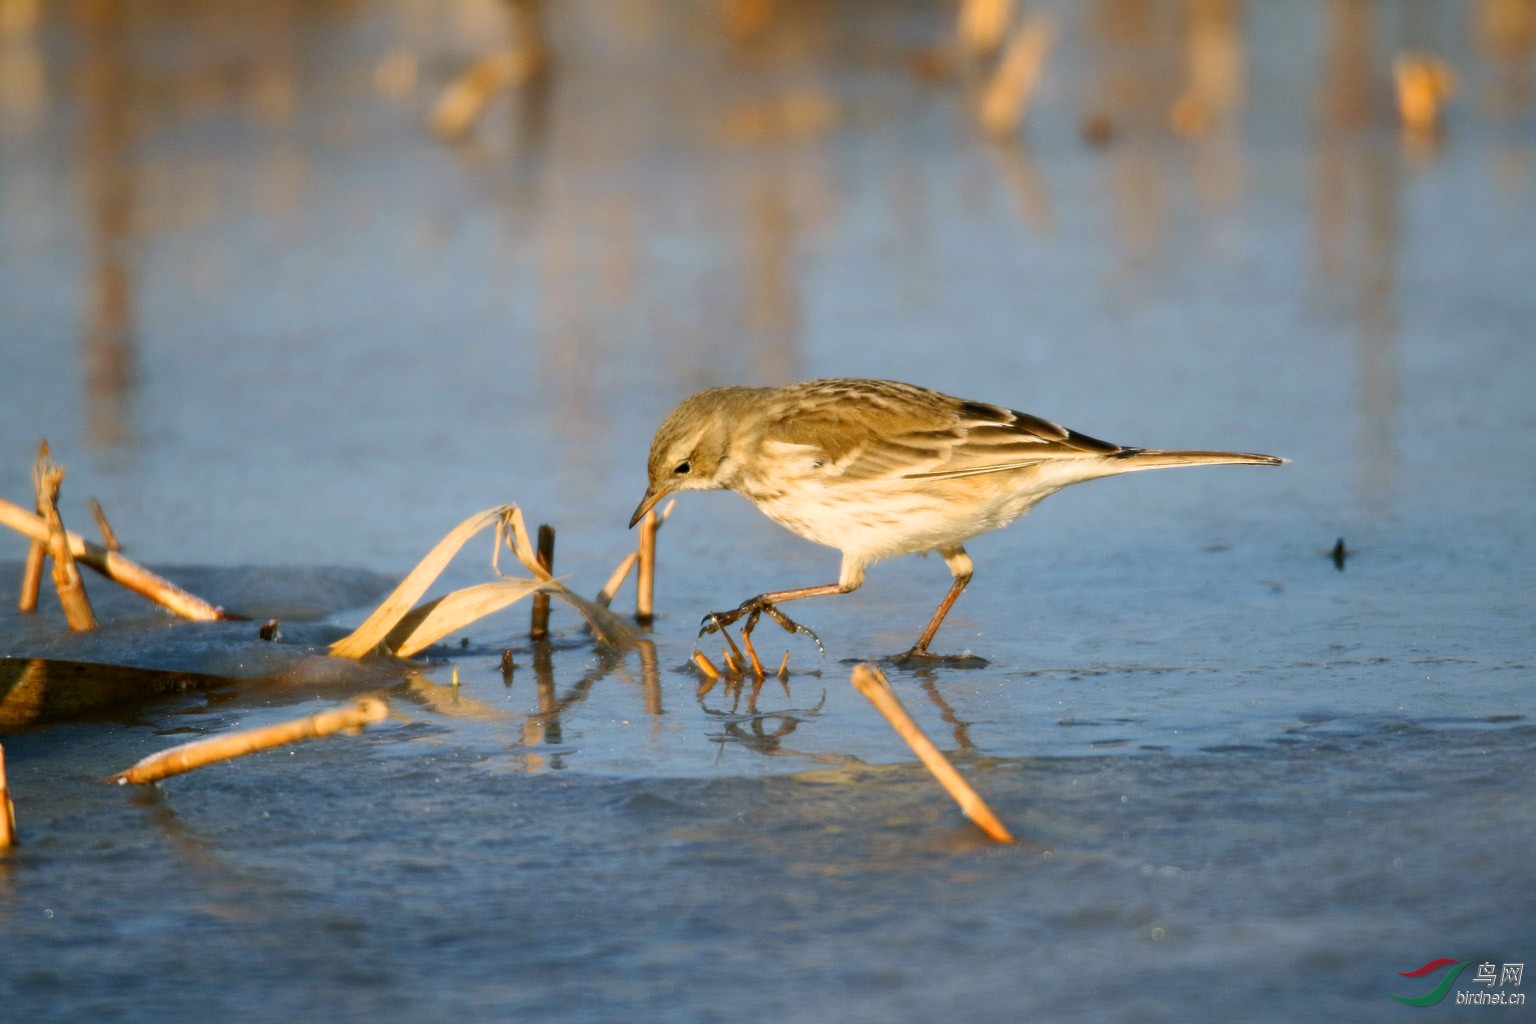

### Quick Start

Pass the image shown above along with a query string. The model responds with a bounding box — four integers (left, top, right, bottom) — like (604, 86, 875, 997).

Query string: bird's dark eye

(674, 461, 691, 475)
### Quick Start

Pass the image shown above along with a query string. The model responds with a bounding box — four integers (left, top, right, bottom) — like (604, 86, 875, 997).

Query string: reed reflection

(79, 0, 137, 449)
(1476, 0, 1536, 193)
(1314, 0, 1400, 511)
(514, 641, 660, 770)
(909, 664, 977, 752)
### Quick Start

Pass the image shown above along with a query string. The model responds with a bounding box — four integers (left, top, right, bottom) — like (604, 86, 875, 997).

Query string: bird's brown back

(755, 379, 1121, 483)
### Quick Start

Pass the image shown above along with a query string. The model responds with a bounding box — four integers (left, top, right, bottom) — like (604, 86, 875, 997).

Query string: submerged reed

(111, 698, 391, 785)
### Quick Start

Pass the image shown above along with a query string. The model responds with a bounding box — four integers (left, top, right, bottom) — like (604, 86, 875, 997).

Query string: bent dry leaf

(330, 504, 638, 660)
(545, 585, 639, 647)
(495, 504, 639, 646)
(388, 579, 548, 658)
(329, 506, 513, 658)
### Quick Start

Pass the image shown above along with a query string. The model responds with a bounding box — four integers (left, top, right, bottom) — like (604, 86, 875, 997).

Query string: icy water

(2, 1, 1534, 1020)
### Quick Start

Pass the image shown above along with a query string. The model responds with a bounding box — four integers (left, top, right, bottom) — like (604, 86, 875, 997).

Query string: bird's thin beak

(628, 487, 663, 529)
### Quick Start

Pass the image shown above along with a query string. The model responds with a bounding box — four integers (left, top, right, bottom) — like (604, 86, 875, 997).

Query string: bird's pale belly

(744, 477, 1052, 562)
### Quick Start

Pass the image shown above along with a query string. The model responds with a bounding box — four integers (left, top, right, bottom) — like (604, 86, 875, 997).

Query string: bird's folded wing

(764, 392, 1121, 483)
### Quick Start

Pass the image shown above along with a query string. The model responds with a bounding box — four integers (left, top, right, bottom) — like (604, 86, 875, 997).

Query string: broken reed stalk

(496, 505, 638, 646)
(529, 523, 555, 640)
(18, 525, 44, 613)
(595, 552, 637, 608)
(957, 0, 1014, 58)
(430, 45, 545, 141)
(0, 743, 15, 849)
(596, 499, 672, 609)
(110, 698, 390, 785)
(0, 496, 227, 621)
(18, 441, 47, 613)
(89, 498, 121, 551)
(636, 507, 658, 626)
(35, 453, 97, 631)
(1394, 52, 1456, 136)
(978, 13, 1055, 140)
(849, 664, 1015, 843)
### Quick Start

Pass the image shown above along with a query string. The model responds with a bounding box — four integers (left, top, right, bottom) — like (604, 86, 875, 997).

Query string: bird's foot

(698, 598, 825, 655)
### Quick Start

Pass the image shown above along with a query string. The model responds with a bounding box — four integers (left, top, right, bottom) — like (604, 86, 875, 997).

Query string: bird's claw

(697, 598, 825, 655)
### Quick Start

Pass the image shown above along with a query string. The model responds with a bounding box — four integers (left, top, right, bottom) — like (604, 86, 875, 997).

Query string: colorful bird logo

(1387, 958, 1471, 1007)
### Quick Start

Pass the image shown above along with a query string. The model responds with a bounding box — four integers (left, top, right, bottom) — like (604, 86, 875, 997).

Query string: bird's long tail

(1112, 448, 1287, 470)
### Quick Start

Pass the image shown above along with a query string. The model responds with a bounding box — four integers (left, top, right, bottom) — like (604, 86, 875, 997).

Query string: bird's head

(628, 387, 753, 528)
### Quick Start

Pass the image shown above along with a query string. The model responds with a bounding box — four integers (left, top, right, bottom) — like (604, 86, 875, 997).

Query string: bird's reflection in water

(908, 663, 976, 752)
(699, 670, 834, 762)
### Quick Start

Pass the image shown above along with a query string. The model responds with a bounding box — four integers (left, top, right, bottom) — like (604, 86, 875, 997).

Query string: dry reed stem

(1394, 53, 1456, 135)
(597, 499, 672, 608)
(636, 508, 659, 625)
(497, 505, 637, 644)
(776, 650, 790, 679)
(35, 454, 97, 631)
(18, 537, 44, 613)
(17, 442, 47, 614)
(958, 0, 1013, 58)
(530, 523, 555, 639)
(0, 743, 15, 849)
(850, 664, 1015, 843)
(978, 13, 1055, 140)
(0, 496, 226, 621)
(89, 498, 121, 551)
(693, 650, 721, 679)
(111, 698, 390, 785)
(595, 552, 637, 608)
(431, 47, 545, 141)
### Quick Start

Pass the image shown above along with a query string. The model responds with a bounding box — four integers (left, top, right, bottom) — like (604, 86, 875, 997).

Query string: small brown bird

(630, 379, 1284, 658)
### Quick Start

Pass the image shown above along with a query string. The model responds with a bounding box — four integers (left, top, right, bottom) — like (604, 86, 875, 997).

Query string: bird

(629, 378, 1284, 659)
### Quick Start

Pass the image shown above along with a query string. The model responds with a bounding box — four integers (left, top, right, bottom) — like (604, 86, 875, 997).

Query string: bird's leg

(902, 546, 974, 659)
(698, 582, 846, 652)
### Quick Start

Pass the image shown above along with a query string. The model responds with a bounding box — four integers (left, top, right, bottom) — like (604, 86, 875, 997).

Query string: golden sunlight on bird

(632, 379, 1285, 658)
